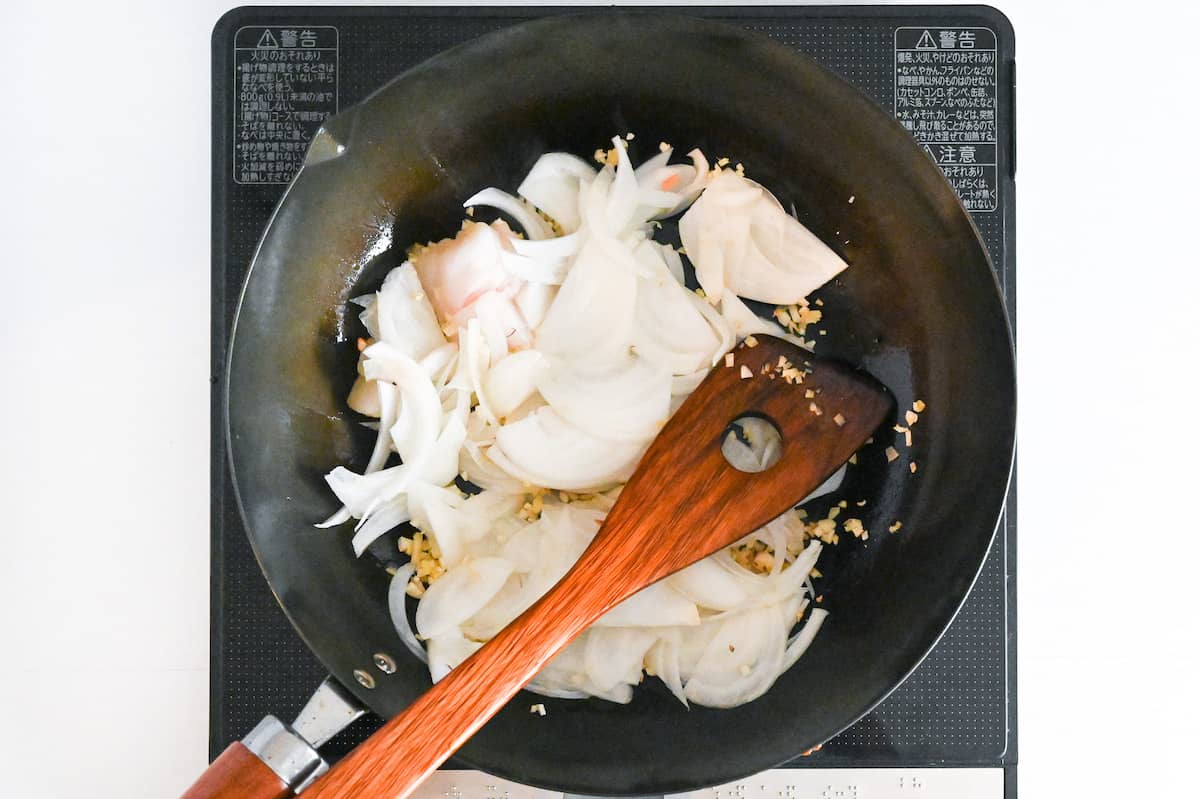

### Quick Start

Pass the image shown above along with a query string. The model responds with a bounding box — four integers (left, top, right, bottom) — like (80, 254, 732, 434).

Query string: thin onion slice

(387, 564, 428, 663)
(517, 152, 595, 233)
(463, 188, 554, 240)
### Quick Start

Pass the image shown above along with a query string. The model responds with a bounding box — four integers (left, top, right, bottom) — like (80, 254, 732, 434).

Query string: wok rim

(222, 11, 1016, 794)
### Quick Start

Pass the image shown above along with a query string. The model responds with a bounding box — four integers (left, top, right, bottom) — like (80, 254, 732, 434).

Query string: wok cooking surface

(211, 5, 1015, 796)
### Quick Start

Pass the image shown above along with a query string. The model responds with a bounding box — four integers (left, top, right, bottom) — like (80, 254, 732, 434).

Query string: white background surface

(3, 1, 1197, 796)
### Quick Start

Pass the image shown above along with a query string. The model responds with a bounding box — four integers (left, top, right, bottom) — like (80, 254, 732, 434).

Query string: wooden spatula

(189, 335, 891, 799)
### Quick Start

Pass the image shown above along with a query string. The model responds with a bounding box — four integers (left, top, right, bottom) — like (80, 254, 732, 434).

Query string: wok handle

(179, 742, 291, 799)
(179, 716, 326, 799)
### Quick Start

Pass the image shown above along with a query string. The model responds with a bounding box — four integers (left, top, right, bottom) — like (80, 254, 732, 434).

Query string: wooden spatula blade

(603, 334, 893, 586)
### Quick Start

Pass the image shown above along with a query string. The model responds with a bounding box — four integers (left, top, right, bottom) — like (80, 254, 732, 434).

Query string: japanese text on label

(894, 27, 998, 212)
(233, 26, 339, 185)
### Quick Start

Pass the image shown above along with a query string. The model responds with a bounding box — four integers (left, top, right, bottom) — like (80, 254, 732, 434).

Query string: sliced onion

(683, 606, 787, 708)
(414, 556, 515, 639)
(407, 483, 468, 567)
(525, 679, 589, 700)
(458, 438, 524, 493)
(606, 136, 641, 233)
(680, 148, 711, 196)
(365, 382, 400, 473)
(536, 353, 671, 443)
(517, 152, 595, 233)
(420, 343, 458, 386)
(510, 230, 582, 260)
(535, 236, 636, 366)
(375, 262, 446, 360)
(460, 573, 535, 641)
(681, 171, 848, 305)
(463, 187, 553, 240)
(361, 341, 442, 467)
(315, 506, 352, 529)
(585, 627, 658, 692)
(630, 242, 723, 375)
(670, 370, 707, 396)
(351, 494, 411, 556)
(718, 291, 791, 342)
(691, 292, 735, 364)
(595, 581, 700, 628)
(669, 555, 756, 611)
(498, 249, 569, 285)
(427, 633, 484, 683)
(324, 464, 411, 518)
(489, 406, 646, 491)
(450, 291, 531, 358)
(634, 149, 672, 180)
(387, 564, 428, 663)
(484, 349, 546, 419)
(515, 282, 556, 330)
(783, 608, 829, 671)
(660, 243, 687, 285)
(645, 634, 688, 706)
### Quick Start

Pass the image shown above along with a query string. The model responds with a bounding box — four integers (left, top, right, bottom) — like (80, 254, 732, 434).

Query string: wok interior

(227, 15, 1014, 794)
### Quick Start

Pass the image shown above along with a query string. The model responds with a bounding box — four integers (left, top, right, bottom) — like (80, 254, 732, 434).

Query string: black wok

(223, 12, 1015, 796)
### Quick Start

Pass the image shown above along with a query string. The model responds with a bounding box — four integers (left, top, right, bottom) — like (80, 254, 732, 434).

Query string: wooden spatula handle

(303, 337, 890, 799)
(179, 742, 291, 799)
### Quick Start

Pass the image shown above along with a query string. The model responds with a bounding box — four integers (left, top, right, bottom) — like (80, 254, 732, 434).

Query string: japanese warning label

(894, 27, 998, 212)
(233, 26, 338, 185)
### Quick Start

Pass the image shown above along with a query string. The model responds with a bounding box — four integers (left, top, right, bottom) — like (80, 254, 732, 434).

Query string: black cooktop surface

(211, 2, 1016, 788)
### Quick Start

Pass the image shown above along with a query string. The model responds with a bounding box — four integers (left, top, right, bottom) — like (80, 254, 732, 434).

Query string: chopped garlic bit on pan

(530, 703, 547, 716)
(888, 521, 904, 533)
(739, 365, 753, 379)
(724, 352, 735, 367)
(773, 300, 823, 337)
(833, 413, 846, 427)
(885, 446, 900, 462)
